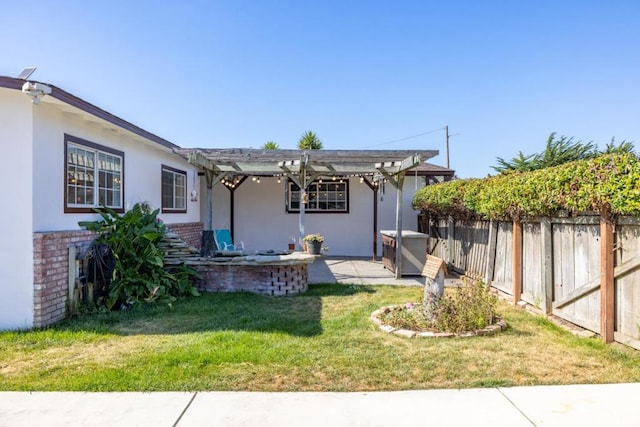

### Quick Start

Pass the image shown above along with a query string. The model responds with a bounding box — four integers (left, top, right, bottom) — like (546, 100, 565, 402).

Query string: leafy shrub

(380, 279, 498, 334)
(413, 153, 640, 220)
(79, 204, 200, 310)
(432, 279, 498, 333)
(380, 303, 431, 332)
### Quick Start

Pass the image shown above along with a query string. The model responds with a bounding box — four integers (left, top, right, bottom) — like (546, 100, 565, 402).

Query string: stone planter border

(370, 304, 507, 339)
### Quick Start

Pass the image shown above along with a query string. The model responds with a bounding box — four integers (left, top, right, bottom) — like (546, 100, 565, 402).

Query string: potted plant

(288, 235, 296, 251)
(302, 233, 324, 255)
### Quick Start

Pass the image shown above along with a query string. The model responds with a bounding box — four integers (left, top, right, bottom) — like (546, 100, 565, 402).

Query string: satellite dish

(17, 67, 37, 80)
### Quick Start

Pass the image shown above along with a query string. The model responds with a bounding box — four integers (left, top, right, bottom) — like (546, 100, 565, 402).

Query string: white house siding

(31, 101, 200, 232)
(204, 175, 424, 257)
(0, 88, 35, 329)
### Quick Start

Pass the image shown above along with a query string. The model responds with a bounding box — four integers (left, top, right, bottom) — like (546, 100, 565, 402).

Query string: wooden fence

(426, 214, 640, 349)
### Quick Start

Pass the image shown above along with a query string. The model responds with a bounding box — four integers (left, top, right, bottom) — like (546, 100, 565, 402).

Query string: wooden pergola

(174, 148, 440, 278)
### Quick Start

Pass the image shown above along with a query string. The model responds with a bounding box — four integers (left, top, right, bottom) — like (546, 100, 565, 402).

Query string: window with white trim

(287, 179, 349, 213)
(161, 165, 187, 213)
(65, 135, 124, 213)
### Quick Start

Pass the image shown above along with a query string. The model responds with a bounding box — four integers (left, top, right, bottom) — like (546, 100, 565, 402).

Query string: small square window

(161, 165, 187, 213)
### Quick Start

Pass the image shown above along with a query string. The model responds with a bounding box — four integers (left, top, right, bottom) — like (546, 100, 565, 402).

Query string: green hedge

(412, 153, 640, 221)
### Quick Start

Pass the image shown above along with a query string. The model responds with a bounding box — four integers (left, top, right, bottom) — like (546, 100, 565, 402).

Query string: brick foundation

(166, 222, 203, 249)
(195, 263, 309, 296)
(33, 230, 97, 328)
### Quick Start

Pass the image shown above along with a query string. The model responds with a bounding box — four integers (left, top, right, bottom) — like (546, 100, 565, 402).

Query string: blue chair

(214, 229, 244, 252)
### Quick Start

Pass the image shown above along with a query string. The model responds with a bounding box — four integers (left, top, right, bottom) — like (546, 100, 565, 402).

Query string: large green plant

(413, 153, 640, 221)
(79, 204, 199, 309)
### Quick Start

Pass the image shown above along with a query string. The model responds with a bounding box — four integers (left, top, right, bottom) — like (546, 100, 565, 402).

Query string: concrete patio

(307, 256, 462, 286)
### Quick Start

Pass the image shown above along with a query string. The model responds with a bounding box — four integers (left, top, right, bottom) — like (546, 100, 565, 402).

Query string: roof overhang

(0, 76, 179, 151)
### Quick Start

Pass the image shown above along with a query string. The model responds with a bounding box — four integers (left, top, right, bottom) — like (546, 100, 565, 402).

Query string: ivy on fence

(412, 153, 640, 221)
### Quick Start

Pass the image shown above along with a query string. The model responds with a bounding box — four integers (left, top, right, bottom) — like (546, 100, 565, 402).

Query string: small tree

(602, 138, 635, 155)
(297, 131, 323, 150)
(493, 132, 635, 174)
(262, 141, 279, 150)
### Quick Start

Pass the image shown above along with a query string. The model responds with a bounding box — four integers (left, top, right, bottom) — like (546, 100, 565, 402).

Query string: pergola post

(222, 176, 247, 241)
(362, 177, 379, 261)
(376, 154, 421, 279)
(201, 170, 216, 257)
(298, 156, 307, 248)
(394, 173, 406, 279)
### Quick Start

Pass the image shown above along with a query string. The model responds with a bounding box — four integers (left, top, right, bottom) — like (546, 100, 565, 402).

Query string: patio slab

(308, 256, 463, 286)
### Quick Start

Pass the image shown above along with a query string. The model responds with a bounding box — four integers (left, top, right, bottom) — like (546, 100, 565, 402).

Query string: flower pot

(288, 243, 295, 251)
(307, 240, 322, 255)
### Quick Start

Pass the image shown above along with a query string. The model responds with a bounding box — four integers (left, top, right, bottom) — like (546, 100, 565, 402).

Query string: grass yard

(1, 284, 639, 391)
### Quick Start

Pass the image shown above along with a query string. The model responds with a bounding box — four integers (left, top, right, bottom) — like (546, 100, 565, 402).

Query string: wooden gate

(550, 219, 602, 333)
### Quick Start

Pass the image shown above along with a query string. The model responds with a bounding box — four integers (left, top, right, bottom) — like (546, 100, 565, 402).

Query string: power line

(364, 127, 445, 148)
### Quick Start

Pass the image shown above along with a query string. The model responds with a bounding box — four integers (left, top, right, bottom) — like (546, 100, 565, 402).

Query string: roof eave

(0, 76, 180, 150)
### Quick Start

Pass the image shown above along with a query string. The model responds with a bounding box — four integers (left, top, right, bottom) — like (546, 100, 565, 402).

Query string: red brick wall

(31, 222, 201, 328)
(166, 222, 203, 249)
(195, 263, 308, 296)
(33, 230, 96, 328)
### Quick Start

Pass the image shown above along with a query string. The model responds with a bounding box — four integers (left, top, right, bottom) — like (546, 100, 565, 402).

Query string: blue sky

(1, 1, 638, 178)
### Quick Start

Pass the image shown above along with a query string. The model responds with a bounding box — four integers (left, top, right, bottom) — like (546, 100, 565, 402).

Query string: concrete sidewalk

(2, 383, 639, 426)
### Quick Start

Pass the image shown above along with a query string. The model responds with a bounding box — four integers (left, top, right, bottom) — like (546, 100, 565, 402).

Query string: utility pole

(445, 125, 450, 169)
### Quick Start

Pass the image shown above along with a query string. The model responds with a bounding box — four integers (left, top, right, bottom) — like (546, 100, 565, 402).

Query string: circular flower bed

(370, 303, 507, 339)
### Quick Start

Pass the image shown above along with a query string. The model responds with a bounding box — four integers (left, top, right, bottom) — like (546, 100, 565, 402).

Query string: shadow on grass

(59, 283, 376, 338)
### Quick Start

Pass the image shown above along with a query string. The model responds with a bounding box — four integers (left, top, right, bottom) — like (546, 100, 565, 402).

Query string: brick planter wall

(31, 222, 200, 328)
(166, 222, 203, 249)
(33, 230, 96, 328)
(195, 263, 309, 296)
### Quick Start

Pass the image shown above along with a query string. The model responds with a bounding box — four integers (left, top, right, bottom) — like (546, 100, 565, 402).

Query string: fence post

(512, 221, 522, 304)
(600, 209, 614, 343)
(447, 216, 454, 267)
(484, 220, 497, 285)
(540, 218, 553, 314)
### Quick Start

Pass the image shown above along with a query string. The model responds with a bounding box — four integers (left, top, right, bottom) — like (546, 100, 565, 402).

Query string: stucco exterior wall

(0, 88, 35, 329)
(31, 102, 200, 232)
(203, 175, 424, 257)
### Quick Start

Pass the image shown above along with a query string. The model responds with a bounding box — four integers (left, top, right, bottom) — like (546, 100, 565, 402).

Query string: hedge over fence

(412, 153, 640, 221)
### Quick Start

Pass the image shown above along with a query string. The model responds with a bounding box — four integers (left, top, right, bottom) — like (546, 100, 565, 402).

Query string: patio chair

(213, 229, 244, 252)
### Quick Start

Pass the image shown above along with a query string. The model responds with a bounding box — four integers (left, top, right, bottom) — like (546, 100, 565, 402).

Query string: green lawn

(1, 284, 639, 391)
